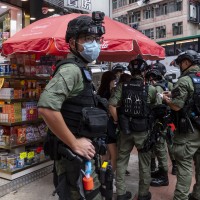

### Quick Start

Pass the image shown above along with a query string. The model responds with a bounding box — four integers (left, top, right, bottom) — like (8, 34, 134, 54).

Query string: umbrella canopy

(2, 13, 165, 62)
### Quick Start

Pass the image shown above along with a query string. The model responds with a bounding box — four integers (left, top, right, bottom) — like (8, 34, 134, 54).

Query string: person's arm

(162, 96, 181, 111)
(108, 84, 122, 123)
(109, 105, 118, 124)
(38, 108, 95, 160)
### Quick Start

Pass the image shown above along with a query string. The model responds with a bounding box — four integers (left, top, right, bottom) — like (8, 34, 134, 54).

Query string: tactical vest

(52, 57, 107, 138)
(119, 78, 151, 133)
(173, 72, 200, 133)
(188, 73, 200, 115)
(120, 78, 149, 117)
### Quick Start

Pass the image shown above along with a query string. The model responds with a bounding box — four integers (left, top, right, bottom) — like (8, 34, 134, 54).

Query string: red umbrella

(2, 13, 165, 62)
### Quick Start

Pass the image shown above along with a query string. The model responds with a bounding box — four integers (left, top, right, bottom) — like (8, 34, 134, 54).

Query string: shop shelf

(0, 75, 50, 80)
(0, 118, 44, 126)
(0, 159, 53, 180)
(0, 138, 45, 150)
(0, 98, 39, 102)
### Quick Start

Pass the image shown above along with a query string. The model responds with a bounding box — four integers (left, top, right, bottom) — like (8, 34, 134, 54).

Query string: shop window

(168, 1, 182, 13)
(119, 15, 128, 24)
(142, 28, 154, 39)
(143, 8, 154, 19)
(172, 22, 183, 36)
(176, 39, 198, 52)
(155, 3, 167, 16)
(0, 12, 10, 48)
(118, 0, 127, 7)
(129, 0, 137, 3)
(129, 11, 141, 23)
(156, 26, 166, 39)
(113, 0, 117, 10)
(161, 42, 175, 56)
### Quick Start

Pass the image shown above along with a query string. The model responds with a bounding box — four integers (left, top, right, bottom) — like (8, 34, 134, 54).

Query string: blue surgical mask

(80, 41, 100, 63)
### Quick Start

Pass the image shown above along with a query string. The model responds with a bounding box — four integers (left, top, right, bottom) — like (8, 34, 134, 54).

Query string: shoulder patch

(171, 87, 180, 98)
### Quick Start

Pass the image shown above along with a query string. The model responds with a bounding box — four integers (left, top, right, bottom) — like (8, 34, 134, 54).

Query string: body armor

(119, 78, 151, 133)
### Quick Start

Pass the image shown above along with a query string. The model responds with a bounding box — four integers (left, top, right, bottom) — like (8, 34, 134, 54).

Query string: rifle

(140, 104, 172, 153)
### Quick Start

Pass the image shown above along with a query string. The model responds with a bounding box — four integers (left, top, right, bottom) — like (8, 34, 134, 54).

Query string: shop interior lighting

(1, 5, 8, 9)
(30, 17, 36, 20)
(48, 8, 55, 12)
(21, 0, 28, 1)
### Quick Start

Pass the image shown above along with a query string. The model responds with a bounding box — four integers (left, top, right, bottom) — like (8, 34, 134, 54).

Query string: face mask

(80, 41, 100, 63)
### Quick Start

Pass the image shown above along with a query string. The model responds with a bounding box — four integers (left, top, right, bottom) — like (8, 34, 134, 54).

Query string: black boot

(117, 191, 132, 200)
(151, 158, 156, 173)
(188, 193, 198, 200)
(138, 192, 151, 200)
(151, 167, 163, 178)
(150, 170, 169, 187)
(172, 160, 177, 175)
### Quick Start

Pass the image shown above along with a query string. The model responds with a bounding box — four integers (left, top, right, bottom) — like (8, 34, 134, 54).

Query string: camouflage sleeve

(108, 84, 122, 106)
(37, 64, 84, 111)
(171, 76, 193, 109)
(147, 85, 157, 105)
(168, 82, 174, 91)
(155, 85, 163, 105)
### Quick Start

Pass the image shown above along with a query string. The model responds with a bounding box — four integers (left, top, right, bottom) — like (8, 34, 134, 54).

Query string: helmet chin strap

(180, 63, 193, 74)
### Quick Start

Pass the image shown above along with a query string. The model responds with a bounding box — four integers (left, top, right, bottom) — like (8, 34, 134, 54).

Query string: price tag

(20, 152, 27, 159)
(28, 151, 35, 159)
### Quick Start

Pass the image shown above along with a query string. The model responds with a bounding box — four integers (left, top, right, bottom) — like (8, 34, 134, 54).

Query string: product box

(0, 88, 14, 99)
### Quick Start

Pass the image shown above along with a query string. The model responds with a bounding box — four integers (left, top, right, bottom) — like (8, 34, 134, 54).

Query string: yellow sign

(102, 161, 108, 169)
(20, 152, 27, 159)
(28, 151, 35, 159)
(0, 78, 4, 89)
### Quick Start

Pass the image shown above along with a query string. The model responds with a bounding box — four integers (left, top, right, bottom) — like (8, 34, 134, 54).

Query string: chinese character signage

(64, 0, 111, 16)
(66, 0, 91, 10)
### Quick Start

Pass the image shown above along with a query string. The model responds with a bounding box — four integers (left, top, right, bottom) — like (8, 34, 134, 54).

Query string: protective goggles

(88, 25, 105, 35)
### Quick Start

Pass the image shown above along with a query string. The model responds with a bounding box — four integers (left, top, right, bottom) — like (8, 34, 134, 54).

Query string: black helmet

(65, 15, 105, 42)
(175, 50, 200, 65)
(153, 61, 166, 76)
(145, 69, 162, 81)
(112, 63, 126, 72)
(128, 58, 147, 74)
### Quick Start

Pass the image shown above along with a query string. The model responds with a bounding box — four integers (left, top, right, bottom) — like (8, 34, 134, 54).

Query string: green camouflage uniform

(108, 75, 157, 197)
(170, 66, 200, 200)
(153, 80, 175, 172)
(38, 54, 102, 200)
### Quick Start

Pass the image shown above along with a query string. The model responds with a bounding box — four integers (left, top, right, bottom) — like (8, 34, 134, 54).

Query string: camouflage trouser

(173, 128, 200, 200)
(152, 128, 175, 171)
(154, 134, 168, 171)
(116, 131, 151, 197)
(55, 158, 103, 200)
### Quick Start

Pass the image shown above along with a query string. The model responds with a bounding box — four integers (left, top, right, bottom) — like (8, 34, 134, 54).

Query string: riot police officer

(112, 63, 126, 84)
(163, 50, 200, 200)
(38, 13, 108, 200)
(109, 58, 157, 200)
(152, 62, 177, 176)
(145, 68, 175, 187)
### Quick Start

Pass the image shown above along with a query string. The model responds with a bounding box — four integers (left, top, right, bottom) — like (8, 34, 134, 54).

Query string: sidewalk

(0, 148, 195, 200)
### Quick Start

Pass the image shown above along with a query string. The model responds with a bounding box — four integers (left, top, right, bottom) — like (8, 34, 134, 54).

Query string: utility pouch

(43, 130, 61, 160)
(80, 107, 108, 137)
(130, 118, 147, 132)
(119, 114, 131, 134)
(179, 118, 189, 134)
(192, 117, 200, 129)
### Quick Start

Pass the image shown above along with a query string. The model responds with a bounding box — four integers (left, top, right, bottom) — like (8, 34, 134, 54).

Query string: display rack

(0, 54, 54, 180)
